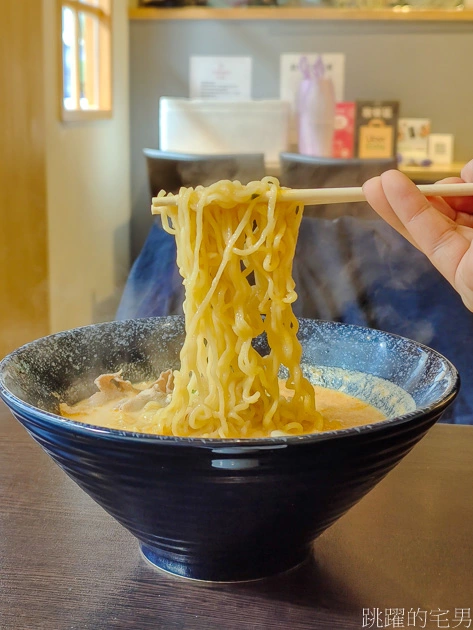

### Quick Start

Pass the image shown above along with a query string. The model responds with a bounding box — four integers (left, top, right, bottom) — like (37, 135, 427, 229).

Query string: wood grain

(0, 1, 49, 358)
(129, 6, 473, 21)
(1, 401, 473, 630)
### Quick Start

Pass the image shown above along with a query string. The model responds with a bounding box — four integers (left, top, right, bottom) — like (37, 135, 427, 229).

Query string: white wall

(43, 0, 131, 333)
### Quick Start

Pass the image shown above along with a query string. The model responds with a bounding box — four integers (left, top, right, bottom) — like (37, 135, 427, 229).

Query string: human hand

(362, 160, 473, 311)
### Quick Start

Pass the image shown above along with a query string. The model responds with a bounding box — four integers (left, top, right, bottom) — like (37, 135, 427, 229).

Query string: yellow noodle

(151, 177, 324, 438)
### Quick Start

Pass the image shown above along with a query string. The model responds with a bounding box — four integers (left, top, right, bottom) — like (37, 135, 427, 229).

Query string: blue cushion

(116, 222, 184, 319)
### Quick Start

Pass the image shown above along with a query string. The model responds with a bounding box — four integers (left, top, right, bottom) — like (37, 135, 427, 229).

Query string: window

(59, 0, 112, 121)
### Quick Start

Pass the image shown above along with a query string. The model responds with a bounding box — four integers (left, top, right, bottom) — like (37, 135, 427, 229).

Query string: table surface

(1, 402, 472, 630)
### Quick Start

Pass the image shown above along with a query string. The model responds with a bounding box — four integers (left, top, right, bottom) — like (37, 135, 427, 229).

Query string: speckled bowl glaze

(0, 317, 459, 582)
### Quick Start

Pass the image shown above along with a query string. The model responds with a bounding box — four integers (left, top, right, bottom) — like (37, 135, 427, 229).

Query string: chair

(279, 153, 398, 219)
(143, 149, 266, 196)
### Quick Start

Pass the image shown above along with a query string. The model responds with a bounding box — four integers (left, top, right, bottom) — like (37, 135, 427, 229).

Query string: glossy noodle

(150, 177, 323, 438)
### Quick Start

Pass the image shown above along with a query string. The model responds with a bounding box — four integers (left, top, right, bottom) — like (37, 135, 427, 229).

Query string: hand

(362, 160, 473, 311)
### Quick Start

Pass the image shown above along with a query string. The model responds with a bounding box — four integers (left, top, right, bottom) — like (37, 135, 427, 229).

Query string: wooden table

(1, 402, 472, 630)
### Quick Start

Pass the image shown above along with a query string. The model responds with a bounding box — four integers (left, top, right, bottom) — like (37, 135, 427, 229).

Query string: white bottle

(298, 76, 336, 157)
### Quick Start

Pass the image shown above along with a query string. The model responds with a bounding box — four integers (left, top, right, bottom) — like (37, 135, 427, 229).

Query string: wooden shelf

(399, 161, 464, 180)
(129, 6, 473, 21)
(264, 160, 464, 181)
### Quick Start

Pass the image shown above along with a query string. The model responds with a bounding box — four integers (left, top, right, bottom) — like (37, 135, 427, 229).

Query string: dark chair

(279, 153, 398, 219)
(143, 148, 266, 196)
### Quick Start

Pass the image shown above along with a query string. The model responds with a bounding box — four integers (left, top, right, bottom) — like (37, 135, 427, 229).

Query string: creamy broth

(310, 385, 385, 431)
(60, 376, 385, 436)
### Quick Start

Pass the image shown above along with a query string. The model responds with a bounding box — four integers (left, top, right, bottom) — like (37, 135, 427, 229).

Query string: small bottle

(297, 59, 336, 158)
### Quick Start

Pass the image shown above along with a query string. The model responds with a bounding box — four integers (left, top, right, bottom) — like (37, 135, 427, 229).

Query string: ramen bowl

(0, 317, 459, 582)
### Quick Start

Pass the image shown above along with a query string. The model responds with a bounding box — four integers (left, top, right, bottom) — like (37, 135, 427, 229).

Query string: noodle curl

(152, 177, 324, 438)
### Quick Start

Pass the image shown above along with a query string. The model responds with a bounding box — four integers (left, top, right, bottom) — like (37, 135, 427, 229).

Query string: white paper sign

(280, 53, 345, 145)
(189, 56, 252, 101)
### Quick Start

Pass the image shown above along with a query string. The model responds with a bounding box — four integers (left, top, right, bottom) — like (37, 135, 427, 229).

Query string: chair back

(143, 149, 266, 196)
(279, 153, 398, 218)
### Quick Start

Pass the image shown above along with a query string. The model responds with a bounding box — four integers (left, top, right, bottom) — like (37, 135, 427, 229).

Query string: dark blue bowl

(0, 317, 459, 581)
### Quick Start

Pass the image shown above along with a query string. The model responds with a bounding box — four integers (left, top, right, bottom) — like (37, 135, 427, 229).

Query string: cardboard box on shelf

(159, 98, 290, 163)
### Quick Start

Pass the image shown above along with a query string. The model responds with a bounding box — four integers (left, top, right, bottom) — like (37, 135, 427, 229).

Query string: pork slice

(60, 371, 139, 415)
(94, 371, 138, 395)
(116, 383, 168, 412)
(117, 369, 175, 412)
(156, 369, 174, 394)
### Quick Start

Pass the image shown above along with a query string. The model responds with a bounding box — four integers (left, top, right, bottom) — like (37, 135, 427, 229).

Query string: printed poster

(189, 56, 252, 100)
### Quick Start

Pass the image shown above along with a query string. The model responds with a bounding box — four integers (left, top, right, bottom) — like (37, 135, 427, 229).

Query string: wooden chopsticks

(151, 183, 473, 212)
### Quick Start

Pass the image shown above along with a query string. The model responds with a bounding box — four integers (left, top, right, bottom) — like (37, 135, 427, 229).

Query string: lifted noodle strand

(154, 178, 323, 438)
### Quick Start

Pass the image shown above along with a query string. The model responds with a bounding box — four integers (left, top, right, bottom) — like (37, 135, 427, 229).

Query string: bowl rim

(0, 317, 460, 447)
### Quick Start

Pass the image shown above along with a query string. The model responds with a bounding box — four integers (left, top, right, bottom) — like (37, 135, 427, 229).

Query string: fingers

(425, 195, 473, 227)
(435, 174, 473, 214)
(461, 158, 473, 182)
(362, 172, 417, 248)
(456, 245, 473, 311)
(364, 163, 473, 306)
(435, 177, 464, 184)
(379, 169, 469, 286)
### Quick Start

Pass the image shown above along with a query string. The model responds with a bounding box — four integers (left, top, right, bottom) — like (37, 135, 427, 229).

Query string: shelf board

(263, 160, 464, 180)
(129, 6, 473, 21)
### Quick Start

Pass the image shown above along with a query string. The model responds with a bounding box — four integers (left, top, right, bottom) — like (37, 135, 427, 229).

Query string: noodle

(148, 177, 324, 438)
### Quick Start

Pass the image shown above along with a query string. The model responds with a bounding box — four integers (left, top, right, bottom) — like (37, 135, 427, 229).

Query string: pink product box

(332, 102, 356, 159)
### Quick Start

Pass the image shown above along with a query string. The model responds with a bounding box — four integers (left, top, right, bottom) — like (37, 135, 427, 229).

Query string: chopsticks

(151, 183, 473, 212)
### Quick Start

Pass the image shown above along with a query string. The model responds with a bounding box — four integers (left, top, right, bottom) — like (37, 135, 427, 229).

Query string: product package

(332, 102, 355, 159)
(397, 118, 431, 165)
(428, 133, 454, 165)
(355, 101, 400, 159)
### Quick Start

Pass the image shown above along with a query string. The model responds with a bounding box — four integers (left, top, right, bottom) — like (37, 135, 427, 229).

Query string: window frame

(58, 0, 113, 122)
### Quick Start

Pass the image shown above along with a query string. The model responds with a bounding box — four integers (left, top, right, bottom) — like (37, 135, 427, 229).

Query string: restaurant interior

(2, 0, 473, 628)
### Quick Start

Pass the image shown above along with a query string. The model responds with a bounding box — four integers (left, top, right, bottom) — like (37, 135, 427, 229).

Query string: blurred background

(2, 0, 473, 359)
